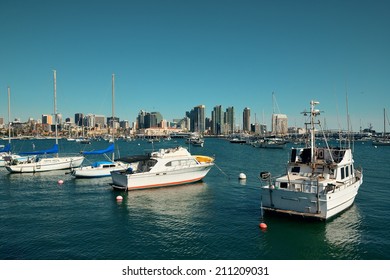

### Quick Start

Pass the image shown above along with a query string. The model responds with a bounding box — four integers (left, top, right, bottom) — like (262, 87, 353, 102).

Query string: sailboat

(5, 70, 84, 173)
(259, 100, 363, 220)
(1, 87, 30, 167)
(71, 74, 129, 178)
(372, 108, 390, 146)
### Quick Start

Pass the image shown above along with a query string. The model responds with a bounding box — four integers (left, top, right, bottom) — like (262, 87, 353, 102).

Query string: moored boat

(4, 71, 84, 173)
(71, 74, 128, 178)
(110, 146, 214, 190)
(260, 100, 363, 220)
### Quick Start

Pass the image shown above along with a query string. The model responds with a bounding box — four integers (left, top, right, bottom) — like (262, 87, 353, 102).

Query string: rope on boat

(214, 163, 231, 180)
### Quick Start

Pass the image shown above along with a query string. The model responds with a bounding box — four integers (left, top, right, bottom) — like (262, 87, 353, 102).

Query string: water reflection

(324, 205, 362, 258)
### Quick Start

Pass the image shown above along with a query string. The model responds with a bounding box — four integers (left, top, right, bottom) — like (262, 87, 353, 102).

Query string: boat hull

(261, 177, 363, 220)
(111, 164, 213, 190)
(72, 164, 127, 178)
(0, 154, 30, 167)
(5, 156, 84, 173)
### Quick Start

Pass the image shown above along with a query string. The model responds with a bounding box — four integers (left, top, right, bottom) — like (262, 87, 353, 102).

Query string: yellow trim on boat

(194, 155, 214, 163)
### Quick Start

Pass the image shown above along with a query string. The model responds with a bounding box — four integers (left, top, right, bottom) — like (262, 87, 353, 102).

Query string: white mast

(310, 100, 320, 163)
(7, 87, 11, 145)
(111, 73, 115, 161)
(53, 70, 58, 157)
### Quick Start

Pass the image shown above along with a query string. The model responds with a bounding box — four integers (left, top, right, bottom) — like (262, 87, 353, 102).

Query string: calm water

(0, 138, 389, 260)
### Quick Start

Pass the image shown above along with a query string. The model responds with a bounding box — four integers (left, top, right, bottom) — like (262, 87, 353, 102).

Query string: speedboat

(110, 146, 214, 190)
(260, 100, 363, 220)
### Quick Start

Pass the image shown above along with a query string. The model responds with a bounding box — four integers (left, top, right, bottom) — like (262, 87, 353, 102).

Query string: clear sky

(1, 0, 389, 132)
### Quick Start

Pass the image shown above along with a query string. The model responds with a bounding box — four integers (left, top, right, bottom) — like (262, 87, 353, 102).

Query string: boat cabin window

(346, 166, 349, 177)
(341, 167, 345, 180)
(165, 159, 197, 167)
(291, 166, 300, 174)
(280, 182, 288, 189)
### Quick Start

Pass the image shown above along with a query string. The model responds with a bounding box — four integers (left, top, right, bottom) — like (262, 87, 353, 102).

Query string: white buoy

(116, 195, 123, 201)
(239, 173, 246, 180)
(57, 179, 64, 185)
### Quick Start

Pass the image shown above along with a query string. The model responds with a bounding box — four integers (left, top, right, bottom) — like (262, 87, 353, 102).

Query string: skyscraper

(212, 105, 223, 135)
(190, 105, 205, 133)
(225, 106, 235, 134)
(75, 113, 84, 127)
(42, 114, 53, 125)
(243, 107, 250, 132)
(272, 114, 288, 135)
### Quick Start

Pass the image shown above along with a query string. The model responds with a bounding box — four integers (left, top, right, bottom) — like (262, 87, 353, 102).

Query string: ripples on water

(0, 138, 389, 259)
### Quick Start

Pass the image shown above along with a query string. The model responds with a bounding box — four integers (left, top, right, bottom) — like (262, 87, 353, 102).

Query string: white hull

(111, 165, 213, 190)
(72, 163, 128, 178)
(5, 156, 84, 173)
(261, 176, 362, 220)
(0, 154, 29, 167)
(259, 100, 364, 221)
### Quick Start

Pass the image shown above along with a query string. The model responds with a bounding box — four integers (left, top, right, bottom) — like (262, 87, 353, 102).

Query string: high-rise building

(75, 113, 84, 127)
(243, 107, 250, 132)
(225, 106, 235, 134)
(94, 115, 105, 128)
(212, 105, 223, 135)
(42, 114, 53, 125)
(136, 111, 163, 129)
(107, 116, 120, 128)
(272, 114, 288, 135)
(190, 105, 205, 133)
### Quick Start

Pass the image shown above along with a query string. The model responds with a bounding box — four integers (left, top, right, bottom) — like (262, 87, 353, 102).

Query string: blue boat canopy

(20, 144, 59, 155)
(0, 143, 11, 153)
(82, 143, 114, 155)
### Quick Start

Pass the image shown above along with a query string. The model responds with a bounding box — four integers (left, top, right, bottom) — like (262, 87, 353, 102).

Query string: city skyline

(1, 1, 390, 132)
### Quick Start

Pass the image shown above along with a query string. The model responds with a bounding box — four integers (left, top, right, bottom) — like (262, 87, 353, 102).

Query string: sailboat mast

(111, 73, 115, 161)
(8, 87, 11, 144)
(53, 70, 59, 156)
(384, 108, 386, 137)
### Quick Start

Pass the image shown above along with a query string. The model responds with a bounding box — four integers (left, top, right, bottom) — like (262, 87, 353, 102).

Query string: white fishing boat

(185, 133, 204, 147)
(260, 100, 363, 220)
(110, 146, 214, 190)
(5, 70, 84, 173)
(71, 74, 128, 178)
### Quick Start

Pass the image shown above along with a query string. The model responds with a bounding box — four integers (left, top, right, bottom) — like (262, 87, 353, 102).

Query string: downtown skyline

(1, 0, 389, 132)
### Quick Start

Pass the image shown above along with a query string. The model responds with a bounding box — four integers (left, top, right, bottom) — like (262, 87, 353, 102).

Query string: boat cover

(20, 144, 59, 155)
(91, 161, 115, 167)
(82, 143, 114, 155)
(0, 143, 11, 153)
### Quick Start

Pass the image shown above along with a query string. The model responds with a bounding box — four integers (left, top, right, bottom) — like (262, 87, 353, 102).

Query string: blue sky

(1, 0, 389, 132)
